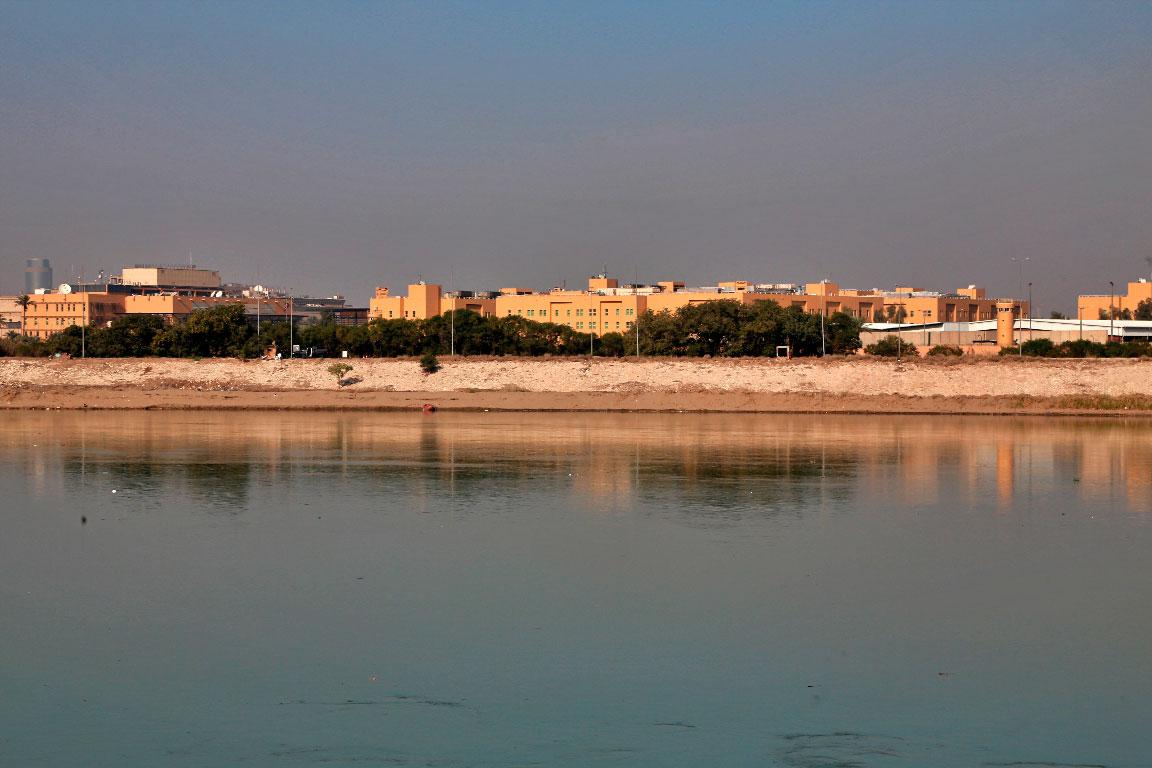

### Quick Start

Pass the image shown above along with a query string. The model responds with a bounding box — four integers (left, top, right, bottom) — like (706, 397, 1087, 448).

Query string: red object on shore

(422, 403, 436, 414)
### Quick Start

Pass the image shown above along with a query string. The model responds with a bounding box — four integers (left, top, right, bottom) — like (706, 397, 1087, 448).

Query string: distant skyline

(2, 1, 1150, 311)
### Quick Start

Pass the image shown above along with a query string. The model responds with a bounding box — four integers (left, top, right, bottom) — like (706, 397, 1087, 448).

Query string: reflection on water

(5, 411, 1150, 515)
(1, 411, 1150, 768)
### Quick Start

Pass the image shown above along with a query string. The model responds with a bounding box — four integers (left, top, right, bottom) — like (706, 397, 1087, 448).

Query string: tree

(1049, 310, 1068, 319)
(154, 304, 252, 358)
(419, 350, 440, 374)
(1135, 299, 1152, 321)
(824, 312, 863, 355)
(16, 295, 30, 337)
(327, 362, 353, 385)
(89, 314, 165, 357)
(595, 332, 626, 356)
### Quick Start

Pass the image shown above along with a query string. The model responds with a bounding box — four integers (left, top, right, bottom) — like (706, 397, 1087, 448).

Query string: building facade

(369, 284, 498, 321)
(1077, 279, 1152, 320)
(22, 292, 127, 340)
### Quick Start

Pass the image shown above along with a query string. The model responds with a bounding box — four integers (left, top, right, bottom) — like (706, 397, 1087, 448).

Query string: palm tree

(16, 295, 30, 338)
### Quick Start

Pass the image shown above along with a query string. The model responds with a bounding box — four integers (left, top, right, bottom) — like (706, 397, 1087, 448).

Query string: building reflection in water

(0, 411, 1148, 518)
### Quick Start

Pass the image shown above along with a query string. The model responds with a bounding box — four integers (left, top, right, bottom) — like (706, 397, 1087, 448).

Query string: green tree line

(1, 300, 863, 359)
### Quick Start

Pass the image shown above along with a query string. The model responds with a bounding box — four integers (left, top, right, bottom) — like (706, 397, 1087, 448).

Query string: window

(625, 308, 634, 316)
(626, 321, 634, 329)
(576, 309, 584, 316)
(615, 308, 621, 315)
(566, 309, 571, 316)
(576, 322, 583, 329)
(589, 321, 596, 329)
(527, 309, 534, 317)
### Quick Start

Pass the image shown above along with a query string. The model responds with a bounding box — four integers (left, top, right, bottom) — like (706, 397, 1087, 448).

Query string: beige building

(1078, 279, 1152, 320)
(495, 278, 646, 336)
(119, 265, 222, 293)
(22, 292, 127, 340)
(369, 284, 497, 321)
(0, 296, 23, 333)
(123, 294, 292, 322)
(366, 275, 1026, 338)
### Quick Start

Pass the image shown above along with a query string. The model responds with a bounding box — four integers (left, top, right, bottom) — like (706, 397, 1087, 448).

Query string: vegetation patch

(1057, 394, 1152, 411)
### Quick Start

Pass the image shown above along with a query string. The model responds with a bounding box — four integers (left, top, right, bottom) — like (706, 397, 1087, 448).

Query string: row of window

(574, 321, 634, 330)
(510, 307, 637, 318)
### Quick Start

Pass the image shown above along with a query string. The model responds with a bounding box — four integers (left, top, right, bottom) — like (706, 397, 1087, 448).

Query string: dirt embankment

(1, 356, 1150, 414)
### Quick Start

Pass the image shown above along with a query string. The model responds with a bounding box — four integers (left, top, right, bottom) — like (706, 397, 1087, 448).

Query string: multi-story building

(874, 285, 1017, 323)
(1077, 279, 1152, 320)
(24, 259, 53, 294)
(369, 284, 497, 321)
(122, 294, 294, 323)
(118, 265, 222, 294)
(22, 291, 127, 340)
(494, 277, 647, 336)
(366, 275, 1026, 338)
(0, 296, 24, 333)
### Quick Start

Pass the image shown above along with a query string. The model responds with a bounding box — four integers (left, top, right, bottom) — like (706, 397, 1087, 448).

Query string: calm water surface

(1, 412, 1150, 767)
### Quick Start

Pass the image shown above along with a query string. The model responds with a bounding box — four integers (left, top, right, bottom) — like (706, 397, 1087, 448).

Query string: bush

(327, 362, 353, 385)
(419, 351, 440, 374)
(865, 335, 917, 357)
(1021, 338, 1057, 357)
(927, 345, 963, 357)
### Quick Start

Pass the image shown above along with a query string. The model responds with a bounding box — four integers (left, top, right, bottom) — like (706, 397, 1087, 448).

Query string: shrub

(327, 362, 353, 385)
(865, 335, 917, 357)
(1021, 338, 1057, 357)
(419, 351, 440, 374)
(927, 345, 963, 357)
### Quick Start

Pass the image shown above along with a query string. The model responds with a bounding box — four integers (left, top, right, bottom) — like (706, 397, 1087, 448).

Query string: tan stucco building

(369, 284, 498, 321)
(366, 276, 1025, 338)
(1077, 279, 1152, 320)
(22, 292, 127, 340)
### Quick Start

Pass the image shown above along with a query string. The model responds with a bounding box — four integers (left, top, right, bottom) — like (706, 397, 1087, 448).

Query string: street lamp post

(635, 310, 640, 356)
(820, 294, 826, 357)
(1028, 282, 1033, 344)
(1011, 256, 1030, 354)
(1109, 281, 1115, 340)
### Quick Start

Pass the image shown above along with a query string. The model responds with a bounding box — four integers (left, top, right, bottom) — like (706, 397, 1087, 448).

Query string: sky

(1, 1, 1150, 310)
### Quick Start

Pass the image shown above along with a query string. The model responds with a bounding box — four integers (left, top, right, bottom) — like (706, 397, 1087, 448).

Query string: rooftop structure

(24, 258, 53, 294)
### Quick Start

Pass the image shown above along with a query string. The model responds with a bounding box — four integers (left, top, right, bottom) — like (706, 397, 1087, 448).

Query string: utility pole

(635, 309, 640, 356)
(1109, 281, 1115, 340)
(820, 309, 826, 356)
(450, 308, 455, 356)
(1011, 255, 1029, 355)
(1028, 282, 1033, 344)
(81, 300, 86, 359)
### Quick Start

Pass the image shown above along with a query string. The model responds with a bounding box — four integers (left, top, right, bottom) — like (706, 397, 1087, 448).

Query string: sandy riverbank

(1, 357, 1150, 414)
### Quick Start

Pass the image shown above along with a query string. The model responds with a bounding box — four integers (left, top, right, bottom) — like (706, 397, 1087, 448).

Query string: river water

(1, 412, 1149, 767)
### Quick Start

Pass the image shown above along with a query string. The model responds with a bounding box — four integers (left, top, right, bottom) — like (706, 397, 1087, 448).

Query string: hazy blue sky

(2, 1, 1150, 309)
